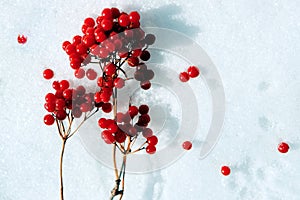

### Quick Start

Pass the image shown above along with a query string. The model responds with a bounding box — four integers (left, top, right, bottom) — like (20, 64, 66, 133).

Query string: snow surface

(0, 0, 300, 199)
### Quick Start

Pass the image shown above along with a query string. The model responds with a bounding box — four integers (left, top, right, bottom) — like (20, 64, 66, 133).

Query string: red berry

(43, 69, 54, 80)
(73, 35, 82, 45)
(127, 57, 139, 67)
(116, 112, 125, 123)
(82, 35, 95, 47)
(129, 11, 140, 23)
(187, 66, 200, 78)
(128, 106, 139, 118)
(98, 118, 108, 128)
(102, 103, 112, 113)
(63, 89, 73, 100)
(132, 49, 142, 57)
(111, 7, 120, 19)
(139, 105, 149, 114)
(102, 8, 112, 19)
(59, 80, 70, 90)
(278, 142, 289, 153)
(76, 85, 86, 96)
(65, 44, 76, 55)
(80, 103, 91, 112)
(115, 130, 126, 143)
(44, 102, 55, 112)
(45, 93, 56, 103)
(182, 141, 192, 150)
(17, 34, 27, 44)
(140, 81, 151, 90)
(44, 114, 55, 125)
(147, 135, 158, 145)
(52, 81, 60, 90)
(146, 145, 156, 154)
(70, 59, 81, 69)
(72, 107, 82, 118)
(55, 99, 66, 110)
(118, 14, 130, 27)
(74, 68, 85, 79)
(104, 63, 116, 76)
(107, 123, 118, 133)
(101, 130, 115, 144)
(221, 166, 231, 176)
(114, 78, 125, 89)
(179, 72, 190, 82)
(62, 41, 71, 50)
(101, 19, 113, 31)
(84, 17, 95, 27)
(86, 68, 97, 80)
(95, 30, 107, 43)
(55, 110, 67, 120)
(76, 43, 88, 55)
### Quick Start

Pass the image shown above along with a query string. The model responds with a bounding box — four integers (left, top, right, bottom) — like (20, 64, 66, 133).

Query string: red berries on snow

(43, 69, 54, 80)
(221, 166, 231, 176)
(278, 142, 289, 153)
(179, 66, 200, 82)
(17, 34, 27, 44)
(182, 141, 192, 150)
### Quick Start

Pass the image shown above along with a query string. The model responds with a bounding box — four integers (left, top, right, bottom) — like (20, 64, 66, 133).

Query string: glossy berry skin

(140, 81, 151, 90)
(101, 19, 113, 31)
(187, 66, 200, 78)
(182, 141, 192, 150)
(127, 57, 139, 67)
(101, 130, 115, 144)
(62, 41, 71, 50)
(104, 63, 116, 76)
(221, 166, 231, 176)
(44, 114, 55, 125)
(102, 103, 112, 113)
(43, 69, 54, 80)
(59, 80, 70, 90)
(278, 142, 289, 153)
(102, 8, 112, 19)
(146, 145, 156, 154)
(128, 106, 139, 118)
(17, 34, 27, 44)
(140, 50, 150, 61)
(129, 11, 140, 23)
(84, 17, 95, 27)
(86, 68, 97, 80)
(139, 105, 149, 114)
(147, 136, 158, 146)
(74, 68, 85, 79)
(179, 72, 190, 82)
(114, 78, 125, 89)
(118, 14, 130, 27)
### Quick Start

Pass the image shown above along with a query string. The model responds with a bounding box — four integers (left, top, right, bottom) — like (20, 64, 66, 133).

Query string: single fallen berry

(179, 72, 190, 82)
(278, 142, 289, 153)
(221, 166, 231, 176)
(182, 141, 192, 150)
(43, 69, 54, 80)
(17, 34, 27, 44)
(187, 66, 200, 78)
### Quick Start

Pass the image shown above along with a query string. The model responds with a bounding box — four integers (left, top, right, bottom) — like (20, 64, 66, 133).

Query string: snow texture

(0, 0, 300, 199)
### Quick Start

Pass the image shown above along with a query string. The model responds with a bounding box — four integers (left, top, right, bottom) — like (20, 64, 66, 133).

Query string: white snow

(0, 0, 299, 199)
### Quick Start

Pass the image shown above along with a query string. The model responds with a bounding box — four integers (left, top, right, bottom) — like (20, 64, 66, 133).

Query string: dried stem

(60, 138, 67, 200)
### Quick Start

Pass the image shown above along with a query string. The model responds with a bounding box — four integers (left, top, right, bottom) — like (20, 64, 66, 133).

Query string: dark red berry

(140, 81, 151, 90)
(140, 50, 150, 61)
(139, 105, 149, 114)
(115, 130, 126, 143)
(111, 7, 120, 18)
(102, 103, 112, 113)
(104, 63, 116, 76)
(55, 110, 67, 120)
(127, 57, 139, 67)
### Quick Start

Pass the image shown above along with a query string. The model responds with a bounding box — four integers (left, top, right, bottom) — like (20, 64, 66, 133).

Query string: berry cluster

(44, 79, 96, 125)
(179, 66, 200, 82)
(98, 104, 157, 154)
